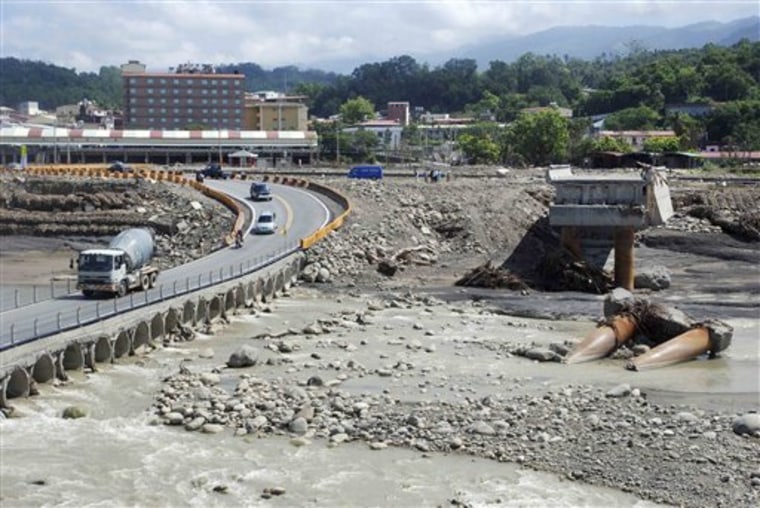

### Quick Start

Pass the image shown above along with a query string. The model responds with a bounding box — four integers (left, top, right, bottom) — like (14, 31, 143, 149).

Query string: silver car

(253, 211, 277, 234)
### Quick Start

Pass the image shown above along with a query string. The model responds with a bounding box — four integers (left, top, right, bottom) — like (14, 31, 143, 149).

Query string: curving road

(0, 180, 333, 349)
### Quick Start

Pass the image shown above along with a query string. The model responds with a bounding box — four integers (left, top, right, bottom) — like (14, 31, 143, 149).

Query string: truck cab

(77, 249, 130, 297)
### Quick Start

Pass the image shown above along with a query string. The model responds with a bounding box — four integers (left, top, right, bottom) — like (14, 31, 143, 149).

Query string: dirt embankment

(0, 174, 235, 271)
(1, 169, 758, 292)
(300, 171, 760, 293)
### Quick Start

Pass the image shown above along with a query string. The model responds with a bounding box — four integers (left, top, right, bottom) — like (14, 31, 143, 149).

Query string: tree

(593, 135, 633, 153)
(506, 110, 570, 166)
(456, 132, 500, 164)
(339, 96, 375, 124)
(643, 137, 680, 153)
(346, 129, 379, 162)
(603, 106, 661, 130)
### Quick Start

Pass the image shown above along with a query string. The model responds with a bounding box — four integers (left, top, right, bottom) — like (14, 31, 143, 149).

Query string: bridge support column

(84, 343, 98, 373)
(55, 351, 69, 381)
(614, 226, 635, 291)
(560, 226, 582, 258)
(0, 376, 9, 409)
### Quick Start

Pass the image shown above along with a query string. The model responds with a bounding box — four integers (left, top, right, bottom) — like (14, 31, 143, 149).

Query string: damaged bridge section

(546, 166, 674, 290)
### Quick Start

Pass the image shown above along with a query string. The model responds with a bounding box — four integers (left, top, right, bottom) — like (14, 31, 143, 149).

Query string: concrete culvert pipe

(262, 277, 275, 303)
(274, 272, 285, 294)
(245, 281, 255, 306)
(32, 352, 56, 383)
(113, 330, 131, 359)
(94, 335, 113, 363)
(150, 313, 164, 341)
(224, 289, 237, 314)
(62, 343, 84, 371)
(208, 295, 222, 322)
(164, 308, 180, 334)
(182, 301, 196, 325)
(236, 283, 248, 307)
(133, 321, 150, 351)
(196, 297, 208, 324)
(6, 367, 31, 399)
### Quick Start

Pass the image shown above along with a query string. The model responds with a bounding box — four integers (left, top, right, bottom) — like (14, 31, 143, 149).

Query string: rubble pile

(454, 261, 529, 290)
(662, 187, 760, 240)
(301, 177, 550, 285)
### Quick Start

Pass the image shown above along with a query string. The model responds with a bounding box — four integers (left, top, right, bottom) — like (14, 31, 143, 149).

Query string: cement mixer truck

(76, 228, 159, 298)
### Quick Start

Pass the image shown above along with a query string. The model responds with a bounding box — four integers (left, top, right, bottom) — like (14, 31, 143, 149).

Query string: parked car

(250, 181, 273, 201)
(253, 210, 277, 234)
(200, 162, 229, 179)
(108, 161, 132, 173)
(348, 164, 384, 180)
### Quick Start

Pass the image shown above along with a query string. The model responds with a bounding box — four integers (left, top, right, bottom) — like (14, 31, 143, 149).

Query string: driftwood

(391, 245, 437, 265)
(455, 261, 529, 290)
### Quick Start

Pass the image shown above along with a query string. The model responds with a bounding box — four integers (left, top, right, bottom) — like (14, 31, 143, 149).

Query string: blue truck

(348, 164, 384, 180)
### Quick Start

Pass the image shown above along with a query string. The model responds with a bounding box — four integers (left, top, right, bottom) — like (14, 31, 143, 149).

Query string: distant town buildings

(386, 101, 410, 126)
(596, 130, 677, 151)
(120, 60, 245, 130)
(244, 91, 308, 131)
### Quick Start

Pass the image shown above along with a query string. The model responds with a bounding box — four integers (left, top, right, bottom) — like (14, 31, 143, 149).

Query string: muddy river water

(2, 277, 758, 507)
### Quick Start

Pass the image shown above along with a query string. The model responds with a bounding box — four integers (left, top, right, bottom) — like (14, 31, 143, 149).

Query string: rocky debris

(535, 248, 613, 294)
(152, 366, 759, 508)
(669, 188, 760, 241)
(634, 265, 672, 290)
(600, 288, 732, 353)
(299, 177, 550, 286)
(61, 406, 88, 419)
(455, 261, 528, 290)
(0, 174, 235, 272)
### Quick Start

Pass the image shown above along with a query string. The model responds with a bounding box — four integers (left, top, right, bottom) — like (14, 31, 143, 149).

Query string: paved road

(0, 181, 332, 348)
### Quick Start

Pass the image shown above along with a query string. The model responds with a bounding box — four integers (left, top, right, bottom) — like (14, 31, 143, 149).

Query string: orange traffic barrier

(626, 326, 710, 371)
(564, 314, 637, 364)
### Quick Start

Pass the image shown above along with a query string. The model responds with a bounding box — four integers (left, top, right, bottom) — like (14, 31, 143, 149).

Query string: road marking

(274, 194, 294, 235)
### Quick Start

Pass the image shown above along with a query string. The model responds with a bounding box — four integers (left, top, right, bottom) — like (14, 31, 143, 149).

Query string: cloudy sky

(1, 0, 756, 74)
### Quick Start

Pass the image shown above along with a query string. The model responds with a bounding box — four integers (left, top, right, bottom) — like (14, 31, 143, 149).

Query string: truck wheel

(82, 290, 94, 298)
(149, 273, 157, 288)
(141, 274, 150, 291)
(117, 281, 127, 297)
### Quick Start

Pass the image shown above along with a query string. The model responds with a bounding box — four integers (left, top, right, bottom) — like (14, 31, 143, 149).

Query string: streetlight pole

(218, 127, 222, 164)
(335, 121, 340, 166)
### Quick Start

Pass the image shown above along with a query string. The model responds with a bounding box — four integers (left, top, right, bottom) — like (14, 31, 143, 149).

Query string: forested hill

(1, 39, 758, 127)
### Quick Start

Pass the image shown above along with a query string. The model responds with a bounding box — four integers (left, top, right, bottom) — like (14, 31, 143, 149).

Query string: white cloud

(1, 0, 756, 73)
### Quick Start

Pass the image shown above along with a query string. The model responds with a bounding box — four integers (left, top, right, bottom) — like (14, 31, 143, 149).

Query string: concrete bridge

(0, 163, 352, 408)
(0, 253, 303, 407)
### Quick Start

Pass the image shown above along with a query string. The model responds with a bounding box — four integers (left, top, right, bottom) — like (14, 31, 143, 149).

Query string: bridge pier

(548, 167, 673, 292)
(613, 226, 635, 290)
(84, 342, 98, 372)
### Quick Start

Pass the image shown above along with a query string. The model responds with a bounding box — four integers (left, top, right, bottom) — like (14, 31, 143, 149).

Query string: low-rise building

(243, 92, 308, 131)
(596, 130, 677, 151)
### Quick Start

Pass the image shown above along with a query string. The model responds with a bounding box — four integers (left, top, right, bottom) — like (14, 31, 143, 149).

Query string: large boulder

(635, 266, 672, 291)
(227, 345, 258, 368)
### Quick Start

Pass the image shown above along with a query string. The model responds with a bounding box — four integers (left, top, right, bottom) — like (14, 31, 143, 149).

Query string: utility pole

(218, 127, 222, 164)
(336, 121, 340, 166)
